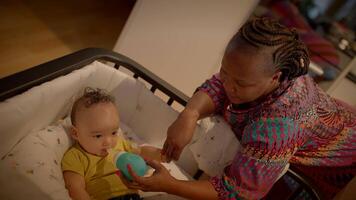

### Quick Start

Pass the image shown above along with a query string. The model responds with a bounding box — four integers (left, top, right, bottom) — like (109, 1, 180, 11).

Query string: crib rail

(0, 48, 189, 106)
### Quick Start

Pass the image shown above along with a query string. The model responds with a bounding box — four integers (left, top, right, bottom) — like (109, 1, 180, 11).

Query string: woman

(122, 18, 356, 200)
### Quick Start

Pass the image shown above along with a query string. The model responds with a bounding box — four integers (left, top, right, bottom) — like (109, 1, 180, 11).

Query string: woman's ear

(70, 126, 79, 140)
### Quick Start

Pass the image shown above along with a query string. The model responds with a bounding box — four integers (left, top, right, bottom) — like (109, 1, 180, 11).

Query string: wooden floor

(0, 0, 135, 78)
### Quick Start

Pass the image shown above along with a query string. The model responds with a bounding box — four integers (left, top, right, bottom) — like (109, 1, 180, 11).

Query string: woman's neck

(263, 81, 280, 97)
(232, 79, 291, 110)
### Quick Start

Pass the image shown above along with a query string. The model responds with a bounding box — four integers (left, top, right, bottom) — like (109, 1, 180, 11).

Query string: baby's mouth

(101, 149, 110, 156)
(106, 148, 115, 155)
(102, 148, 115, 156)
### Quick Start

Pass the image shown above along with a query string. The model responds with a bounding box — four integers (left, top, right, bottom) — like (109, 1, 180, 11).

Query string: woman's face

(220, 46, 280, 105)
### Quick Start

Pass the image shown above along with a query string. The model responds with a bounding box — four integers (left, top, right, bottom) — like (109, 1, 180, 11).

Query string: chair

(264, 168, 321, 200)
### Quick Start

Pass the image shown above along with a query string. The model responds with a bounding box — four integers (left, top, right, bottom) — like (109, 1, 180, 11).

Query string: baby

(61, 88, 164, 200)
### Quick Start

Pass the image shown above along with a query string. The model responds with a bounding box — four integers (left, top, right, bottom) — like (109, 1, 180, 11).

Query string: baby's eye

(93, 135, 102, 138)
(112, 131, 117, 135)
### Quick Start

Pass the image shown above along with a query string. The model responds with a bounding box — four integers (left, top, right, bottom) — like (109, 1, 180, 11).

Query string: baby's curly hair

(71, 87, 115, 126)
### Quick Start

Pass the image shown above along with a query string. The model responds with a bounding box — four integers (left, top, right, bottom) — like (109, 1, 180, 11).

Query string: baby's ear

(70, 126, 79, 140)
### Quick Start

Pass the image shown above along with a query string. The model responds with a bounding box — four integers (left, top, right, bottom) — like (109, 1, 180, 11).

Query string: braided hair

(71, 87, 115, 126)
(228, 17, 309, 81)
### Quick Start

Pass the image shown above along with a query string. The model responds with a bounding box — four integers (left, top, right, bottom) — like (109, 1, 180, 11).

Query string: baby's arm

(63, 171, 91, 200)
(134, 145, 167, 162)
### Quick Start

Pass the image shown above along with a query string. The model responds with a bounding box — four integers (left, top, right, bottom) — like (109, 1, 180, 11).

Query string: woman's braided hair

(232, 17, 310, 81)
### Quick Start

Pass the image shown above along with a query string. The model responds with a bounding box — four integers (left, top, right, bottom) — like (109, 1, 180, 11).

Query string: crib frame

(0, 48, 320, 200)
(0, 48, 188, 105)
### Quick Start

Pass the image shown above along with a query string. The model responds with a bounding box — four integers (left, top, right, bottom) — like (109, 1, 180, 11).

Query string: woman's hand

(119, 159, 176, 192)
(162, 109, 199, 162)
(118, 159, 219, 200)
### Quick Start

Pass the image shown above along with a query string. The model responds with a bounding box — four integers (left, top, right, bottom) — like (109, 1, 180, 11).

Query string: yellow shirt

(61, 137, 138, 200)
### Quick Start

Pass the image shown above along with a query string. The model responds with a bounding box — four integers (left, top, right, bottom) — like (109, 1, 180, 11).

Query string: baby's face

(73, 102, 120, 157)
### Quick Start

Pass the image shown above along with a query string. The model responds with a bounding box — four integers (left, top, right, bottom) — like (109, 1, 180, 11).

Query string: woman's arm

(162, 91, 216, 161)
(163, 74, 227, 161)
(184, 90, 216, 120)
(63, 171, 91, 200)
(167, 179, 218, 200)
(123, 159, 219, 200)
(138, 145, 166, 162)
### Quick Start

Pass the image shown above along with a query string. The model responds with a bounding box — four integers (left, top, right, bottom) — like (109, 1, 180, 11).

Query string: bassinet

(0, 48, 319, 200)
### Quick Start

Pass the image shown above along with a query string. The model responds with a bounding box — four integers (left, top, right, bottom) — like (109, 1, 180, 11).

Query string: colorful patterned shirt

(198, 74, 356, 199)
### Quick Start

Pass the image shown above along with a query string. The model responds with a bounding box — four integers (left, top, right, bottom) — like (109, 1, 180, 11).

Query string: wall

(113, 0, 259, 96)
(328, 60, 356, 106)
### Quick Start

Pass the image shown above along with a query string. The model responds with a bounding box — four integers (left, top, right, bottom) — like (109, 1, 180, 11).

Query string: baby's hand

(140, 145, 167, 163)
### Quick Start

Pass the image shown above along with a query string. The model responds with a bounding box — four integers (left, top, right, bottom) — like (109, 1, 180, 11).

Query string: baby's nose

(103, 137, 112, 146)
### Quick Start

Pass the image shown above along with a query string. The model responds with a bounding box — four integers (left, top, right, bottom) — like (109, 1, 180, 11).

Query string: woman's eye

(94, 135, 102, 138)
(240, 83, 254, 87)
(112, 131, 117, 135)
(235, 81, 243, 87)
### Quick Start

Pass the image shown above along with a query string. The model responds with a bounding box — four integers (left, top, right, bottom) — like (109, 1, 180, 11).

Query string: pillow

(0, 118, 73, 200)
(189, 116, 241, 176)
(0, 61, 143, 159)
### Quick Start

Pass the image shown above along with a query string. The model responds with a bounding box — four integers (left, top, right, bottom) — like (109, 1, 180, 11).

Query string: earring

(300, 58, 304, 68)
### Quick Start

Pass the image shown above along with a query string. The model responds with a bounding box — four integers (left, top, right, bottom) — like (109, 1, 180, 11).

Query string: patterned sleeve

(197, 73, 227, 114)
(210, 118, 303, 199)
